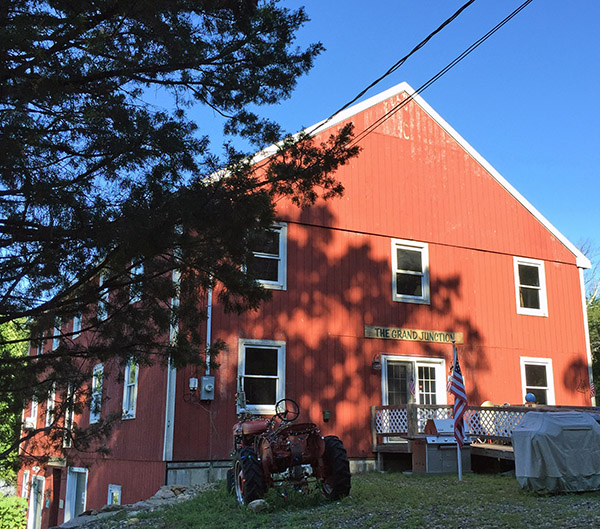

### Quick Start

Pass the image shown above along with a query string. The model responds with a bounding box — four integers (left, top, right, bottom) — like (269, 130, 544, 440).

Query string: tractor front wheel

(233, 446, 265, 505)
(321, 436, 351, 500)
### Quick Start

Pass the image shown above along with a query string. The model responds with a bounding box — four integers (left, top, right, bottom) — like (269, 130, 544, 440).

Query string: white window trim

(520, 357, 555, 405)
(63, 385, 74, 448)
(129, 262, 144, 304)
(36, 339, 44, 356)
(90, 364, 104, 424)
(98, 272, 109, 321)
(238, 338, 286, 416)
(21, 470, 30, 498)
(391, 238, 430, 305)
(513, 256, 548, 317)
(45, 383, 56, 428)
(381, 355, 447, 406)
(52, 321, 61, 350)
(122, 359, 138, 420)
(107, 484, 122, 505)
(252, 223, 287, 291)
(72, 313, 82, 338)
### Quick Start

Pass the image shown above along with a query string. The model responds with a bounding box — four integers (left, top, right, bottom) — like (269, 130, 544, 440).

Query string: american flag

(449, 341, 467, 448)
(591, 379, 596, 399)
(409, 374, 415, 396)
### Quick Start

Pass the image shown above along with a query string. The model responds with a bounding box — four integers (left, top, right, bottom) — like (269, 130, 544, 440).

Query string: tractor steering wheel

(275, 398, 300, 422)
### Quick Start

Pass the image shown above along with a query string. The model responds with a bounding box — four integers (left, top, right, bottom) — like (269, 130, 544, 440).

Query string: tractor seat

(241, 420, 269, 435)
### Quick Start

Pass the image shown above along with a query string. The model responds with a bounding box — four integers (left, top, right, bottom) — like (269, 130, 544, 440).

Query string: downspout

(579, 267, 596, 407)
(205, 287, 212, 376)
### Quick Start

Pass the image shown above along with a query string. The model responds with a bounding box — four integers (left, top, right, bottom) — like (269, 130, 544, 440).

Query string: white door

(64, 467, 88, 522)
(26, 475, 44, 529)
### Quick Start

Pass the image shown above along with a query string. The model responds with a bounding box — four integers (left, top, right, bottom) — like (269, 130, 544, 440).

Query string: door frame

(381, 354, 447, 405)
(26, 474, 45, 529)
(64, 467, 88, 523)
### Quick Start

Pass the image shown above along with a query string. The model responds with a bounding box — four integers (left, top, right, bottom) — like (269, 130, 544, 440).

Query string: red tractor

(228, 398, 351, 504)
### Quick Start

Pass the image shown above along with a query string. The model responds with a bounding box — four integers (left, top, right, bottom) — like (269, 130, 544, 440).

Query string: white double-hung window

(514, 257, 548, 317)
(238, 339, 285, 415)
(90, 364, 104, 424)
(392, 239, 430, 304)
(122, 359, 138, 419)
(520, 357, 555, 405)
(248, 224, 287, 290)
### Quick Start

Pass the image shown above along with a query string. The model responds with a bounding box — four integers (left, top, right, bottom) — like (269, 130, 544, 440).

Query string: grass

(122, 472, 600, 529)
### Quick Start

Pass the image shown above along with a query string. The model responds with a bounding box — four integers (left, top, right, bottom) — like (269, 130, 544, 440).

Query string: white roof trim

(294, 81, 590, 269)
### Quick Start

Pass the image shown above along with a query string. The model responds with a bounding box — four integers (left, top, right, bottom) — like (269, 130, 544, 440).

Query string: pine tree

(0, 1, 359, 460)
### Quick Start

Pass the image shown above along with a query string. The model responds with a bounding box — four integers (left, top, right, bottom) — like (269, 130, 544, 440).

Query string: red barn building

(18, 82, 594, 528)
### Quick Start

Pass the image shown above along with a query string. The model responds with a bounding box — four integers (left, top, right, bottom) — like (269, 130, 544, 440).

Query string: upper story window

(514, 257, 548, 317)
(72, 313, 82, 338)
(391, 239, 430, 304)
(98, 272, 109, 321)
(129, 262, 144, 304)
(520, 357, 555, 405)
(52, 320, 61, 350)
(45, 383, 56, 428)
(90, 363, 104, 424)
(238, 339, 285, 415)
(248, 223, 287, 291)
(122, 359, 138, 420)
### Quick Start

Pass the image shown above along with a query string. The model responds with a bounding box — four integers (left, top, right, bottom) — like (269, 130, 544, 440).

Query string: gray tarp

(512, 411, 600, 492)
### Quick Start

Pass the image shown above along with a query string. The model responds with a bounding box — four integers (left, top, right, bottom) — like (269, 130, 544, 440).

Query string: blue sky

(252, 0, 600, 262)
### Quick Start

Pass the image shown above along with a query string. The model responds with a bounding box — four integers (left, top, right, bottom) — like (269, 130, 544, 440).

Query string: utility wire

(348, 0, 535, 148)
(306, 0, 478, 138)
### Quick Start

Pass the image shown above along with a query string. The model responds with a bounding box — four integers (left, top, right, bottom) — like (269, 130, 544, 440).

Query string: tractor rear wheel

(233, 446, 265, 504)
(322, 436, 351, 500)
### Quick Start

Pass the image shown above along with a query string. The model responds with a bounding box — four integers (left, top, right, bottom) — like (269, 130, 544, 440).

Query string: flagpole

(450, 339, 467, 481)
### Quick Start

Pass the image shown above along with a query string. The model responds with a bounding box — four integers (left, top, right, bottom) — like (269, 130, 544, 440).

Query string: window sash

(391, 239, 430, 304)
(248, 224, 287, 290)
(122, 360, 138, 419)
(514, 257, 548, 316)
(238, 339, 285, 415)
(520, 357, 554, 405)
(90, 364, 103, 424)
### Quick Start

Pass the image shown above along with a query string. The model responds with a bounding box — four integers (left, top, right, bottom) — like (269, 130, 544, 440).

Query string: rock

(152, 486, 177, 500)
(248, 499, 269, 513)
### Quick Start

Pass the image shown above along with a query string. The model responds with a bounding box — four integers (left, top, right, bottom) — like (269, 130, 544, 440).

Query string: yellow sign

(364, 325, 463, 344)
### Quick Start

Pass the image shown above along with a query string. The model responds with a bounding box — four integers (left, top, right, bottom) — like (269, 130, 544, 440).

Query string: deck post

(370, 406, 378, 453)
(407, 403, 418, 437)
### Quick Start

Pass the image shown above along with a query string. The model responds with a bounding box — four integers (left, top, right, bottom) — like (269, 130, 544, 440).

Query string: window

(514, 257, 548, 316)
(72, 313, 82, 338)
(238, 339, 285, 415)
(21, 470, 30, 498)
(90, 364, 103, 424)
(391, 239, 430, 304)
(130, 262, 144, 303)
(107, 484, 122, 506)
(52, 320, 61, 350)
(382, 356, 446, 406)
(36, 339, 45, 356)
(520, 357, 555, 405)
(98, 272, 109, 321)
(122, 359, 138, 419)
(247, 224, 287, 290)
(45, 383, 56, 427)
(63, 385, 74, 448)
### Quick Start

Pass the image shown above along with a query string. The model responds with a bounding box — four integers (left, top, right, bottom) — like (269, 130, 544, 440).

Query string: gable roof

(304, 82, 590, 269)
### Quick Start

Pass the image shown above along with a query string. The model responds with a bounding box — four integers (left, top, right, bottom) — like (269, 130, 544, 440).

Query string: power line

(306, 0, 479, 138)
(348, 0, 535, 148)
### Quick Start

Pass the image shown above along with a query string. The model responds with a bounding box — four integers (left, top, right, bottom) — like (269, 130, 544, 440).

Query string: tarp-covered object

(512, 411, 600, 492)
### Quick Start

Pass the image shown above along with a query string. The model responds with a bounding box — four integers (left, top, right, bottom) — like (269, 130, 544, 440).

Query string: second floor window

(392, 239, 430, 304)
(247, 224, 287, 290)
(514, 257, 548, 317)
(122, 360, 138, 420)
(90, 364, 104, 424)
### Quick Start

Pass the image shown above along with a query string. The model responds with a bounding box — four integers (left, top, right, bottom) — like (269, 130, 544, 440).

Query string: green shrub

(0, 495, 27, 529)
